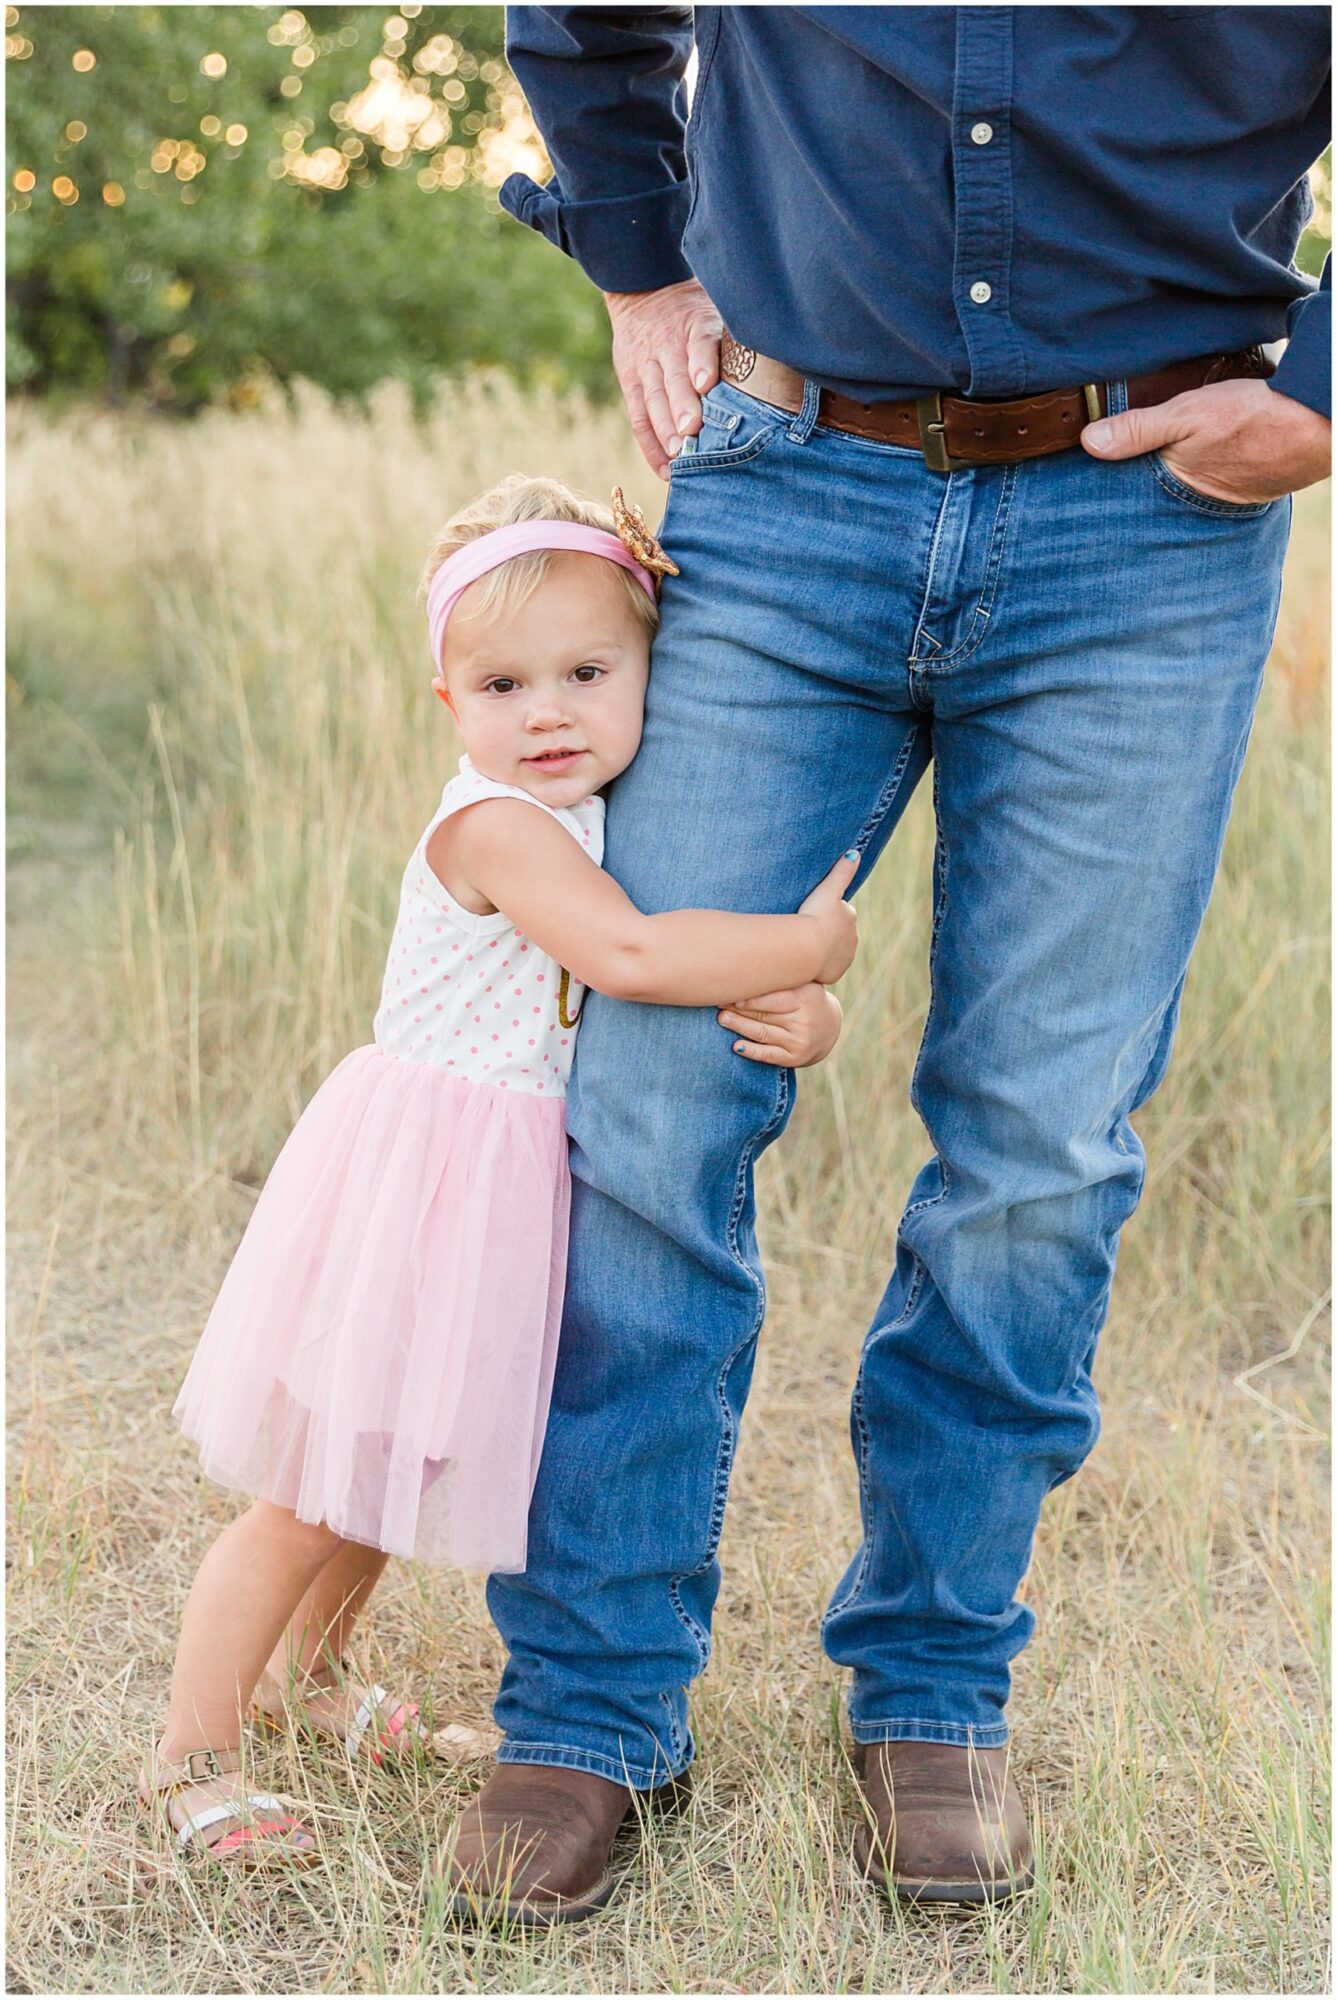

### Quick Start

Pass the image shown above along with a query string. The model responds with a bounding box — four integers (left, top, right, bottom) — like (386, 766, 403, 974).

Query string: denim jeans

(487, 377, 1292, 1787)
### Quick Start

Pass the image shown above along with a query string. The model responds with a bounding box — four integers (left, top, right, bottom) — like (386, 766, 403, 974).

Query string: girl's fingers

(722, 1011, 775, 1042)
(730, 990, 800, 1014)
(732, 1037, 793, 1065)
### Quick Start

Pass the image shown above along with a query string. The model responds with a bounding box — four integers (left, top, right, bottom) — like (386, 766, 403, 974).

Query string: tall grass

(6, 381, 1330, 1993)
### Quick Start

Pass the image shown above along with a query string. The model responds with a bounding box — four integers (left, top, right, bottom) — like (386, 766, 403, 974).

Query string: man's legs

(485, 392, 1291, 1812)
(823, 441, 1292, 1750)
(486, 393, 937, 1786)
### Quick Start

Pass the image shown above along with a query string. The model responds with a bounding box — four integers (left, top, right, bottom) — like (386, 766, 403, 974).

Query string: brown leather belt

(719, 332, 1273, 472)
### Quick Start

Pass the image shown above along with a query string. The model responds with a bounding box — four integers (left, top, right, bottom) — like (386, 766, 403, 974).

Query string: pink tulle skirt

(173, 1046, 570, 1570)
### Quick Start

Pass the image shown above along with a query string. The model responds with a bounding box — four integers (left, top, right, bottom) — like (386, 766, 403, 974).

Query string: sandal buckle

(184, 1747, 223, 1782)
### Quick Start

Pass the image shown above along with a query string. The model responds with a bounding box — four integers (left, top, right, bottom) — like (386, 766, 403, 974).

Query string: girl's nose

(526, 701, 569, 729)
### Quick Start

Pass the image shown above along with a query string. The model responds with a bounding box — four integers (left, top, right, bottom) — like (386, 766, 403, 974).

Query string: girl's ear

(431, 675, 455, 713)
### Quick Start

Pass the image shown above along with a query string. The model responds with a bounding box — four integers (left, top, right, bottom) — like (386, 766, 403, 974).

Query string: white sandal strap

(174, 1791, 288, 1848)
(343, 1684, 389, 1761)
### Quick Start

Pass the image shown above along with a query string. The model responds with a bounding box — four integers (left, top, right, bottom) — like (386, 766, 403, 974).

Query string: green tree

(5, 5, 613, 408)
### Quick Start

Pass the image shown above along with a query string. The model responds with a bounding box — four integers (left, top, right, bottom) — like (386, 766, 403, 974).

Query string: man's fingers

(687, 320, 722, 396)
(661, 352, 704, 439)
(1082, 396, 1195, 462)
(640, 357, 682, 461)
(622, 377, 670, 480)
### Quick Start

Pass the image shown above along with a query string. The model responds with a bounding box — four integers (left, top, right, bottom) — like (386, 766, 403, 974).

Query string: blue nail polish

(844, 848, 860, 861)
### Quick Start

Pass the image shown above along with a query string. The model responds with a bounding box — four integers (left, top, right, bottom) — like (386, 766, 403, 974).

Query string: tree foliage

(5, 5, 613, 409)
(7, 10, 1329, 414)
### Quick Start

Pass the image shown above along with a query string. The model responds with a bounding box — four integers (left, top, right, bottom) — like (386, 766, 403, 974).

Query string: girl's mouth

(524, 749, 586, 767)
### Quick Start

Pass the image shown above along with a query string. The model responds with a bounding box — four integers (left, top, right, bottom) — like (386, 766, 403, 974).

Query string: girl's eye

(485, 678, 519, 695)
(571, 665, 603, 683)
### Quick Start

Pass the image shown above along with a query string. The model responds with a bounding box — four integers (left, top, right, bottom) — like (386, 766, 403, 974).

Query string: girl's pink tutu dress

(173, 757, 604, 1572)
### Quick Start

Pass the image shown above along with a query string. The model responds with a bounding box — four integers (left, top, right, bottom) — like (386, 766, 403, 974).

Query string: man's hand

(1081, 378, 1331, 503)
(718, 985, 844, 1068)
(604, 279, 724, 479)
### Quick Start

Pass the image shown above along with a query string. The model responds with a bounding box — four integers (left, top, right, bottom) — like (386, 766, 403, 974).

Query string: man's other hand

(604, 279, 724, 479)
(1081, 377, 1331, 504)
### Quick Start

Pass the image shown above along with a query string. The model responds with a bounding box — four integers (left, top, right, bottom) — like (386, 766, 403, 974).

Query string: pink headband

(426, 521, 658, 674)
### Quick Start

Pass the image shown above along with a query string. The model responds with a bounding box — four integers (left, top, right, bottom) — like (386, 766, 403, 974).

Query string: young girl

(141, 475, 858, 1866)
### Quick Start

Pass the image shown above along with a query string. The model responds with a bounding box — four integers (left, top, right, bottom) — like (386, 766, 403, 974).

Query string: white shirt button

(969, 280, 993, 305)
(970, 121, 994, 146)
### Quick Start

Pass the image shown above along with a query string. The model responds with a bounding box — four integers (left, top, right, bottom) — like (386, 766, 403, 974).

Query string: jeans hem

(850, 1718, 1011, 1748)
(497, 1738, 694, 1793)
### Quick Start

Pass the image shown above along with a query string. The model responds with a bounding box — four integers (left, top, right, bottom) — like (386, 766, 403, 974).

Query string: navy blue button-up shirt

(501, 6, 1331, 419)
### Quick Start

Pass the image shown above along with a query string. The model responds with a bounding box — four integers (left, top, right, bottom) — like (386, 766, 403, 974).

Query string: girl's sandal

(138, 1744, 317, 1868)
(250, 1658, 432, 1769)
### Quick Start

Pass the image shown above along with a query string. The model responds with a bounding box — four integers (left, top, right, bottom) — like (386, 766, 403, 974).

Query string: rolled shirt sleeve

(501, 6, 696, 294)
(1269, 254, 1331, 421)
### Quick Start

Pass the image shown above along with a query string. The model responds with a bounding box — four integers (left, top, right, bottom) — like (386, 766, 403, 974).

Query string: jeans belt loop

(788, 377, 822, 446)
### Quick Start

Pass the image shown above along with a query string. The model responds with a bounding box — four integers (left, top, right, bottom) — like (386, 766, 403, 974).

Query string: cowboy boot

(440, 1760, 690, 1927)
(853, 1739, 1034, 1905)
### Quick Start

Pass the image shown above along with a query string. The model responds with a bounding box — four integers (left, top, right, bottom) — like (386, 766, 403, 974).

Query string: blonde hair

(418, 474, 660, 657)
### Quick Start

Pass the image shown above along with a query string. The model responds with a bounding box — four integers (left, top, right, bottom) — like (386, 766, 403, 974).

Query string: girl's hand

(798, 852, 860, 984)
(718, 984, 843, 1068)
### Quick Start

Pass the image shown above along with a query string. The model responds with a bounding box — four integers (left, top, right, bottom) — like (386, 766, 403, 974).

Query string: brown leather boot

(439, 1760, 689, 1927)
(852, 1740, 1034, 1906)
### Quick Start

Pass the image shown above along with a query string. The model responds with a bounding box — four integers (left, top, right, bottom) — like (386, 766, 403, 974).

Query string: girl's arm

(436, 800, 858, 1005)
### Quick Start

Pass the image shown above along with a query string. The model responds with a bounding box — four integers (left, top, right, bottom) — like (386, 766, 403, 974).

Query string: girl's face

(436, 554, 651, 808)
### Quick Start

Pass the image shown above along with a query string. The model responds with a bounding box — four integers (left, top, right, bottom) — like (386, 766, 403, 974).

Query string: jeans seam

(666, 1064, 791, 1667)
(922, 463, 1019, 670)
(821, 1252, 927, 1631)
(853, 723, 922, 853)
(1148, 453, 1275, 519)
(851, 1719, 1011, 1745)
(936, 460, 1016, 664)
(497, 1738, 692, 1788)
(907, 758, 952, 1140)
(908, 478, 953, 666)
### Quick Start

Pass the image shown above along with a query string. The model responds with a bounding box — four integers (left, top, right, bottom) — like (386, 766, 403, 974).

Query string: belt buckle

(917, 385, 1105, 471)
(915, 392, 955, 472)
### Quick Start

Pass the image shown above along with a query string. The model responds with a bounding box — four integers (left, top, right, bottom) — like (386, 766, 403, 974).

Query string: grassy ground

(6, 383, 1330, 1994)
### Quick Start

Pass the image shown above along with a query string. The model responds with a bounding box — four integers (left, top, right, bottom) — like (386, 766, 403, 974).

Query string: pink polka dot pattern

(371, 758, 605, 1100)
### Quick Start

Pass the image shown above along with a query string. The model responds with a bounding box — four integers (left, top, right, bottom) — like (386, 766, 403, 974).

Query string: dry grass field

(6, 381, 1330, 1994)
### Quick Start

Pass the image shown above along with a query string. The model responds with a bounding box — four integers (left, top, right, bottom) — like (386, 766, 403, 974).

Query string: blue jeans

(487, 378, 1291, 1787)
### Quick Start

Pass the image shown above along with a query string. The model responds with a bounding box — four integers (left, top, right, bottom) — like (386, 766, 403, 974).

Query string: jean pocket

(671, 382, 787, 475)
(1149, 451, 1277, 519)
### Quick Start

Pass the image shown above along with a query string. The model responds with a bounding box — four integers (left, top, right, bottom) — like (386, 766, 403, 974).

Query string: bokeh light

(71, 48, 95, 71)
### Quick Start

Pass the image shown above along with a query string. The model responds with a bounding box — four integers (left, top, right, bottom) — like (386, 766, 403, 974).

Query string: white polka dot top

(373, 755, 606, 1098)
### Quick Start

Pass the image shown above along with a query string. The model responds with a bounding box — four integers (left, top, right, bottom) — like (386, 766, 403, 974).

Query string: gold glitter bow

(612, 486, 680, 590)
